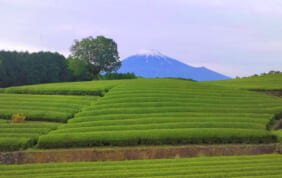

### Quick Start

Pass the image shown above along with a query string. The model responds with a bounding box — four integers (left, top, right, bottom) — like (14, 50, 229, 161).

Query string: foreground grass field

(2, 80, 124, 96)
(206, 73, 282, 91)
(0, 94, 98, 122)
(38, 79, 282, 148)
(0, 154, 281, 177)
(0, 119, 59, 151)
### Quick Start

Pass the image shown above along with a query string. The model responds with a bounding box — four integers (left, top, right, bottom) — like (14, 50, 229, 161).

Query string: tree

(70, 36, 121, 78)
(67, 57, 89, 81)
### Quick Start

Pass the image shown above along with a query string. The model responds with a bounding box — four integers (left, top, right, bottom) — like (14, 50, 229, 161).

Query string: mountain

(118, 50, 231, 81)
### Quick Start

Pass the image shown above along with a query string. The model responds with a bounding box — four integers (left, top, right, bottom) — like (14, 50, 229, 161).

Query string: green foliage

(0, 119, 7, 124)
(0, 154, 281, 177)
(98, 72, 136, 80)
(0, 94, 98, 122)
(0, 51, 69, 88)
(4, 80, 124, 96)
(66, 57, 90, 81)
(273, 130, 282, 142)
(0, 122, 59, 151)
(38, 79, 282, 148)
(38, 128, 275, 148)
(206, 72, 282, 90)
(70, 36, 121, 78)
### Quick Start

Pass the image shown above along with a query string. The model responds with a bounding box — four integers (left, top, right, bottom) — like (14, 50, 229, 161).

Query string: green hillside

(37, 79, 282, 148)
(0, 154, 281, 177)
(0, 119, 59, 151)
(206, 73, 282, 91)
(0, 78, 280, 151)
(0, 94, 98, 122)
(2, 80, 123, 96)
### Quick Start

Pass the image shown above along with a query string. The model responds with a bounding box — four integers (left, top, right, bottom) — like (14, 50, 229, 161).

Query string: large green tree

(70, 36, 121, 78)
(67, 57, 89, 81)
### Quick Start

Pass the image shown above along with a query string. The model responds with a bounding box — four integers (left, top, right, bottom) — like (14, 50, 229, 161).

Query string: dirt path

(255, 90, 282, 98)
(1, 144, 281, 164)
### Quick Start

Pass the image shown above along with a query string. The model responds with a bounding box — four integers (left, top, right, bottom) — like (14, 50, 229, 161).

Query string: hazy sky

(0, 0, 282, 77)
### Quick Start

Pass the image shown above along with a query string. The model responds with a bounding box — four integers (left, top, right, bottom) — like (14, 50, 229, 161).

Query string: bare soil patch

(0, 144, 281, 165)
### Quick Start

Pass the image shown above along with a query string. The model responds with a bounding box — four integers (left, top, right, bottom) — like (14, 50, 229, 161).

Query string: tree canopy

(70, 36, 121, 78)
(0, 51, 69, 87)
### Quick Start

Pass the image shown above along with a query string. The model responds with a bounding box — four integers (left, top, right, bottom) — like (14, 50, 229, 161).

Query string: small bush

(98, 72, 136, 80)
(11, 114, 26, 123)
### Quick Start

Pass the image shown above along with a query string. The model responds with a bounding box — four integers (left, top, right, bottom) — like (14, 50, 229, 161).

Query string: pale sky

(0, 0, 282, 77)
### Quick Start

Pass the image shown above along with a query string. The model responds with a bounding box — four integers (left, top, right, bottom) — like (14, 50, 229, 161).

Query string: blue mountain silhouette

(118, 50, 231, 81)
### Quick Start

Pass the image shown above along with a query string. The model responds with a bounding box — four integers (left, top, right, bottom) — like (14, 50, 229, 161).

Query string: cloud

(0, 41, 69, 56)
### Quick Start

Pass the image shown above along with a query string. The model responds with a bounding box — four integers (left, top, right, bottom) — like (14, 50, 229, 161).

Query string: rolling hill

(1, 76, 282, 178)
(206, 73, 282, 91)
(0, 78, 281, 151)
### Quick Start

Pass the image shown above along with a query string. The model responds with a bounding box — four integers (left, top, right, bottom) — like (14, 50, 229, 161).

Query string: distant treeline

(0, 51, 69, 87)
(235, 70, 281, 79)
(0, 51, 135, 88)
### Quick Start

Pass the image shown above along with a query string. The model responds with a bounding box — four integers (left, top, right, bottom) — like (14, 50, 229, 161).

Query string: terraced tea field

(0, 154, 281, 177)
(0, 119, 58, 151)
(206, 73, 282, 91)
(2, 80, 123, 96)
(38, 79, 282, 148)
(0, 94, 98, 122)
(1, 78, 282, 177)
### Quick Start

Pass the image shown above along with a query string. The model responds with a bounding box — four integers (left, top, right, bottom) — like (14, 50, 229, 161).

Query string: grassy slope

(0, 94, 99, 122)
(0, 154, 281, 177)
(0, 119, 59, 151)
(2, 80, 124, 96)
(0, 80, 127, 151)
(38, 79, 282, 148)
(207, 73, 282, 142)
(205, 73, 282, 91)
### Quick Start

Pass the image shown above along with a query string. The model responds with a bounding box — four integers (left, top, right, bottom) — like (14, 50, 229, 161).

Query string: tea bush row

(0, 121, 59, 151)
(0, 94, 98, 122)
(0, 154, 281, 177)
(38, 128, 275, 148)
(3, 80, 124, 96)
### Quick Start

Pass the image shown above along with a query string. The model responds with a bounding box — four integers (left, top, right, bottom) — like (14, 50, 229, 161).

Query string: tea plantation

(206, 73, 282, 91)
(0, 119, 59, 151)
(1, 78, 282, 178)
(0, 94, 99, 122)
(37, 79, 282, 148)
(2, 80, 123, 96)
(0, 154, 281, 177)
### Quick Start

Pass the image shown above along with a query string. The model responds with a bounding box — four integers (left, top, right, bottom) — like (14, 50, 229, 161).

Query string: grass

(0, 154, 281, 177)
(0, 94, 98, 122)
(38, 78, 282, 148)
(273, 130, 282, 142)
(2, 80, 124, 96)
(0, 120, 59, 151)
(205, 73, 282, 91)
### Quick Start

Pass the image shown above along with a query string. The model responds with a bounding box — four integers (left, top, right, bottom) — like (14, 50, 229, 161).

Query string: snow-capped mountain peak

(136, 49, 165, 57)
(118, 51, 231, 81)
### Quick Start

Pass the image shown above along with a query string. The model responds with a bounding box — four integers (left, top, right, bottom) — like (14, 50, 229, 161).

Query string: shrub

(98, 72, 136, 80)
(11, 113, 26, 123)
